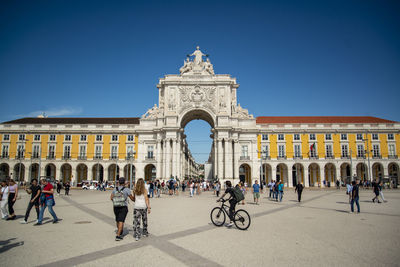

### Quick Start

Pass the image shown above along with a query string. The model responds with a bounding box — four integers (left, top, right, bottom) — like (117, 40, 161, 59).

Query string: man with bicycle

(217, 181, 239, 227)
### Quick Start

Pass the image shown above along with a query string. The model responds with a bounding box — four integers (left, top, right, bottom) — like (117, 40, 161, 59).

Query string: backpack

(113, 187, 126, 207)
(232, 186, 244, 202)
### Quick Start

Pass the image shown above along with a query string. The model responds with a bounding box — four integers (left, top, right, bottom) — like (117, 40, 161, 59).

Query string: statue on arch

(190, 46, 207, 65)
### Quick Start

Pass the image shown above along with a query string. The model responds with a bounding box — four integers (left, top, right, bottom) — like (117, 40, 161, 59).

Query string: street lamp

(362, 136, 372, 182)
(257, 149, 266, 188)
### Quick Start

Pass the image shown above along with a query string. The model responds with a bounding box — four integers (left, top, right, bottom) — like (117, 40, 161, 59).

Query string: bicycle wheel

(234, 209, 251, 230)
(210, 207, 226, 227)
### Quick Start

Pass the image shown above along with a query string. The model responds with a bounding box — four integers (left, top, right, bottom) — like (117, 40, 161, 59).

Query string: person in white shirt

(144, 181, 150, 198)
(0, 180, 9, 219)
(133, 178, 151, 241)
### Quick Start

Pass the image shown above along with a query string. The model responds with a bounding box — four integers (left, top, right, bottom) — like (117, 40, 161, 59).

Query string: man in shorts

(110, 177, 134, 241)
(252, 180, 260, 205)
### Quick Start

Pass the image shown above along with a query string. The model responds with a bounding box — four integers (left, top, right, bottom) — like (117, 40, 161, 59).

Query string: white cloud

(16, 107, 83, 118)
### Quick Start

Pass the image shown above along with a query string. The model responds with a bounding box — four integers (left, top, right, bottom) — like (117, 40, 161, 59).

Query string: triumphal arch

(137, 46, 258, 182)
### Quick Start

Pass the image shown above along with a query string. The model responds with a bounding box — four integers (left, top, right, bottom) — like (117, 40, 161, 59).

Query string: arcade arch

(292, 163, 304, 185)
(45, 163, 56, 179)
(372, 163, 384, 181)
(61, 163, 72, 183)
(308, 163, 320, 186)
(29, 163, 40, 181)
(124, 164, 136, 182)
(108, 164, 120, 182)
(356, 163, 368, 181)
(388, 163, 398, 185)
(261, 163, 272, 184)
(144, 164, 156, 181)
(92, 164, 104, 182)
(239, 164, 251, 185)
(0, 163, 9, 178)
(276, 163, 288, 185)
(76, 164, 88, 183)
(340, 163, 351, 183)
(13, 163, 25, 181)
(324, 163, 336, 185)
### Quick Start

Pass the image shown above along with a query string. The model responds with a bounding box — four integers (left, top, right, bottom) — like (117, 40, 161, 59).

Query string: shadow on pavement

(0, 238, 24, 253)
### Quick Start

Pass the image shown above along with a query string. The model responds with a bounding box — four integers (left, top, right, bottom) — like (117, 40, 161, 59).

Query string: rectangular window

(80, 135, 87, 141)
(341, 134, 347, 140)
(357, 145, 365, 157)
(33, 145, 40, 158)
(278, 134, 284, 141)
(241, 145, 248, 158)
(65, 135, 71, 141)
(373, 145, 380, 157)
(95, 145, 102, 158)
(388, 133, 394, 140)
(17, 145, 24, 158)
(326, 145, 333, 158)
(34, 134, 41, 141)
(310, 145, 317, 157)
(309, 134, 316, 141)
(3, 134, 9, 141)
(147, 145, 154, 159)
(294, 134, 300, 141)
(48, 145, 55, 158)
(341, 144, 349, 157)
(325, 134, 332, 141)
(49, 134, 56, 141)
(96, 135, 102, 141)
(372, 134, 379, 140)
(64, 145, 71, 158)
(263, 145, 269, 158)
(112, 135, 118, 141)
(2, 145, 9, 158)
(262, 134, 268, 140)
(111, 145, 118, 159)
(127, 145, 134, 158)
(19, 134, 25, 141)
(294, 144, 301, 157)
(79, 145, 86, 158)
(388, 144, 395, 156)
(278, 145, 285, 158)
(356, 134, 363, 140)
(127, 135, 134, 142)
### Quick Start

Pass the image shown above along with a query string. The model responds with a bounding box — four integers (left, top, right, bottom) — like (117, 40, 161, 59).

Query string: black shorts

(113, 206, 128, 223)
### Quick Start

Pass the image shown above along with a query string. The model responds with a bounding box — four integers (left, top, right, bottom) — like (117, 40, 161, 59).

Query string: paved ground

(1, 187, 399, 267)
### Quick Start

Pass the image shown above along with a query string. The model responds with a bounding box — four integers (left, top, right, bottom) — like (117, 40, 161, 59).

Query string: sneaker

(115, 236, 123, 241)
(33, 222, 42, 226)
(226, 222, 234, 227)
(349, 211, 354, 214)
(20, 220, 27, 224)
(135, 236, 139, 241)
(52, 220, 59, 224)
(143, 233, 149, 237)
(372, 199, 375, 203)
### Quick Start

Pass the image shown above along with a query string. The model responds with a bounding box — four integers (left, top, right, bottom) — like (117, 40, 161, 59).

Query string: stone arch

(261, 163, 272, 184)
(292, 163, 305, 185)
(61, 163, 72, 183)
(308, 163, 321, 187)
(13, 163, 25, 181)
(388, 162, 399, 186)
(324, 163, 336, 186)
(29, 163, 40, 181)
(356, 162, 368, 181)
(124, 164, 136, 182)
(45, 163, 56, 179)
(108, 164, 120, 182)
(239, 163, 251, 186)
(179, 108, 216, 129)
(92, 164, 104, 182)
(276, 163, 288, 185)
(144, 164, 156, 181)
(0, 163, 10, 179)
(76, 164, 88, 184)
(372, 162, 384, 181)
(340, 162, 351, 184)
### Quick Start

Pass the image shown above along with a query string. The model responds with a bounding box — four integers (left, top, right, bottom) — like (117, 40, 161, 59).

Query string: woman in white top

(0, 180, 9, 219)
(133, 178, 150, 241)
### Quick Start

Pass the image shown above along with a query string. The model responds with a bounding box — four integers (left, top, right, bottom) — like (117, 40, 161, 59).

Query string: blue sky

(1, 0, 399, 163)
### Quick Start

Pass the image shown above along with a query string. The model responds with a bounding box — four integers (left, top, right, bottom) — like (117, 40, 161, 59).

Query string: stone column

(320, 165, 325, 187)
(88, 166, 93, 181)
(335, 167, 340, 184)
(288, 167, 293, 188)
(304, 167, 310, 187)
(165, 139, 171, 179)
(214, 139, 218, 179)
(226, 139, 233, 179)
(177, 138, 181, 179)
(224, 139, 229, 179)
(156, 140, 161, 179)
(271, 166, 277, 182)
(172, 138, 177, 178)
(218, 139, 224, 180)
(233, 140, 239, 180)
(162, 141, 166, 180)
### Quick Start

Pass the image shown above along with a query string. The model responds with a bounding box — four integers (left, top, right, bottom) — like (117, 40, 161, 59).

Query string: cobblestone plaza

(1, 188, 399, 266)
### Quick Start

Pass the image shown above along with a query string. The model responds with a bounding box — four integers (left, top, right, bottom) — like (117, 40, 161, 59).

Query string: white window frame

(112, 135, 118, 142)
(96, 135, 102, 142)
(34, 134, 41, 141)
(32, 145, 40, 158)
(2, 145, 9, 157)
(262, 134, 268, 141)
(294, 144, 301, 158)
(95, 145, 102, 158)
(388, 144, 395, 157)
(356, 133, 363, 141)
(111, 145, 118, 159)
(372, 144, 380, 157)
(64, 145, 71, 158)
(325, 133, 332, 141)
(278, 134, 284, 141)
(341, 134, 347, 141)
(49, 134, 56, 141)
(80, 135, 87, 141)
(127, 135, 134, 142)
(341, 144, 349, 157)
(79, 145, 86, 158)
(372, 133, 379, 140)
(294, 134, 300, 141)
(48, 145, 55, 158)
(65, 135, 71, 141)
(388, 133, 394, 140)
(17, 145, 25, 158)
(357, 144, 365, 157)
(3, 134, 10, 141)
(147, 145, 154, 159)
(241, 145, 248, 158)
(263, 145, 269, 158)
(19, 134, 25, 141)
(278, 145, 285, 158)
(309, 134, 316, 141)
(326, 144, 333, 158)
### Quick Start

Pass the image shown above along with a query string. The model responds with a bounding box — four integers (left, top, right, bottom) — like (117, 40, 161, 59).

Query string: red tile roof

(2, 117, 140, 124)
(256, 116, 397, 124)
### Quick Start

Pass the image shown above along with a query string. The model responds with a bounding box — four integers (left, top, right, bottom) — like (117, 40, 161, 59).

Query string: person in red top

(34, 179, 59, 225)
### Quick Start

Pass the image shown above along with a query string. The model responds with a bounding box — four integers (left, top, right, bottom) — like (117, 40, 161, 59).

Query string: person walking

(0, 180, 9, 219)
(189, 180, 194, 197)
(252, 180, 260, 205)
(110, 177, 134, 241)
(64, 182, 70, 196)
(6, 179, 18, 220)
(215, 181, 221, 198)
(20, 178, 41, 224)
(268, 180, 274, 199)
(149, 181, 154, 198)
(278, 181, 284, 202)
(35, 179, 59, 225)
(132, 178, 151, 241)
(350, 180, 360, 213)
(295, 181, 304, 202)
(346, 182, 353, 204)
(379, 181, 387, 202)
(56, 181, 62, 195)
(372, 180, 381, 203)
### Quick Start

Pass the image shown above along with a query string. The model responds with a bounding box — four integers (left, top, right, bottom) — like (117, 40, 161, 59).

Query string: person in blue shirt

(278, 181, 284, 202)
(252, 180, 260, 205)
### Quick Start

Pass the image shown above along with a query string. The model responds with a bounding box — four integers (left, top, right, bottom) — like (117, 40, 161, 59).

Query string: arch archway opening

(277, 163, 288, 186)
(76, 164, 88, 184)
(108, 164, 120, 182)
(30, 163, 40, 181)
(308, 163, 320, 187)
(292, 163, 304, 185)
(124, 164, 136, 182)
(92, 164, 104, 182)
(45, 164, 56, 180)
(324, 163, 336, 186)
(61, 164, 72, 183)
(0, 163, 10, 179)
(144, 164, 156, 181)
(239, 164, 251, 186)
(13, 163, 25, 181)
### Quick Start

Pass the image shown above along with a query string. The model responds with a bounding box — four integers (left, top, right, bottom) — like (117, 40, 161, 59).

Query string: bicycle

(210, 198, 251, 230)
